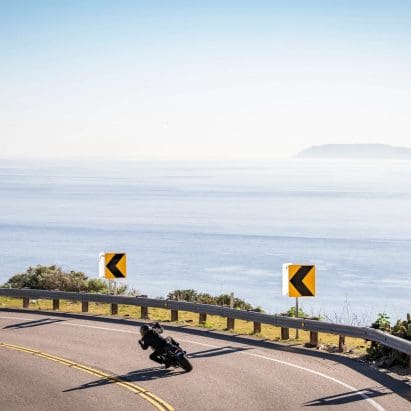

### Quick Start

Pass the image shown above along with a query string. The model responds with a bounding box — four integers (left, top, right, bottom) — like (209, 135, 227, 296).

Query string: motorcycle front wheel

(178, 355, 193, 372)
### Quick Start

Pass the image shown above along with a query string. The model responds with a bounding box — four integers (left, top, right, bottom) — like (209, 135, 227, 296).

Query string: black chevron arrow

(290, 265, 314, 296)
(106, 254, 125, 278)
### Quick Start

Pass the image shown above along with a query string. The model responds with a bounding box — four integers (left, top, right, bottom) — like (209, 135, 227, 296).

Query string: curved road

(1, 309, 410, 410)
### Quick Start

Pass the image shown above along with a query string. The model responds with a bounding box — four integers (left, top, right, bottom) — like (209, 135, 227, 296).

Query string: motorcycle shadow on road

(63, 366, 182, 393)
(63, 346, 249, 393)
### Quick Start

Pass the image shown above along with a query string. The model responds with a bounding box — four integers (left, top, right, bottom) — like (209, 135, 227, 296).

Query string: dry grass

(0, 296, 369, 355)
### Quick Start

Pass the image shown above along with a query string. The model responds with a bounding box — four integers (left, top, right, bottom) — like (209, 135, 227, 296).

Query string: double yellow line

(0, 342, 174, 411)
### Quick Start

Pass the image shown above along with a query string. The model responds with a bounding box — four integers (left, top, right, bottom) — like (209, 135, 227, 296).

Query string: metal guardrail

(1, 288, 411, 357)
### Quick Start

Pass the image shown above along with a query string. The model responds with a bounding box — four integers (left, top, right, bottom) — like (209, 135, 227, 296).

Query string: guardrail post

(253, 322, 261, 334)
(338, 336, 346, 352)
(227, 318, 235, 330)
(141, 306, 148, 319)
(82, 301, 89, 313)
(199, 313, 207, 325)
(111, 304, 118, 315)
(171, 309, 179, 322)
(23, 297, 30, 308)
(53, 299, 60, 310)
(309, 331, 319, 347)
(281, 327, 289, 340)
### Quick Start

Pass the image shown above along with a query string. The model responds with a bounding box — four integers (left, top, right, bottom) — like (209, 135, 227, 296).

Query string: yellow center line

(0, 342, 174, 411)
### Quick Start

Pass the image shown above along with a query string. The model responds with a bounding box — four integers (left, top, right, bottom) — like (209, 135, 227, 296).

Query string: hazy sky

(1, 1, 410, 159)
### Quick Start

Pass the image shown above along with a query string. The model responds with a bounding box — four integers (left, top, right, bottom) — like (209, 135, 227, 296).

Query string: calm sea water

(1, 158, 410, 324)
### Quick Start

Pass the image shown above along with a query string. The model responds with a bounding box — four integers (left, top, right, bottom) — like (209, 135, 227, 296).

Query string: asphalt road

(1, 309, 410, 410)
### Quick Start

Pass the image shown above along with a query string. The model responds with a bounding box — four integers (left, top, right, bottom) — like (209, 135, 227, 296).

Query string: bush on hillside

(1, 265, 126, 294)
(366, 313, 410, 368)
(166, 289, 263, 311)
(285, 306, 309, 318)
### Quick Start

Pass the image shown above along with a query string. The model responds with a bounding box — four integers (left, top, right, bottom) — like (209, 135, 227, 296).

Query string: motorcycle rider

(138, 323, 173, 368)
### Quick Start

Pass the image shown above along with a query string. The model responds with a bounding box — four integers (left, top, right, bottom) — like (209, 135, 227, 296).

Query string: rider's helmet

(140, 324, 149, 337)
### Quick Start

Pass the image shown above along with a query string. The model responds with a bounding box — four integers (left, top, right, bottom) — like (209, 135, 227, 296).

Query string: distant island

(297, 144, 411, 159)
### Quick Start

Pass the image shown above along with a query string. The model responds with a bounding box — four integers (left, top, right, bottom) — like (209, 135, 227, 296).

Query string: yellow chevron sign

(286, 264, 316, 297)
(104, 253, 127, 279)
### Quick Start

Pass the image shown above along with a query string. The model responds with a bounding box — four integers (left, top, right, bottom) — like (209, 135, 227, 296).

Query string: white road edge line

(0, 315, 385, 411)
(247, 353, 385, 411)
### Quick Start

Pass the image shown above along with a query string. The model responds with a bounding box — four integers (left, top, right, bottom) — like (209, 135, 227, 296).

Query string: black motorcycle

(151, 323, 193, 372)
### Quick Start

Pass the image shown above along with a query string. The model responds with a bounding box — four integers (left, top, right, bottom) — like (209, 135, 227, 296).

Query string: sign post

(282, 263, 316, 339)
(295, 297, 299, 339)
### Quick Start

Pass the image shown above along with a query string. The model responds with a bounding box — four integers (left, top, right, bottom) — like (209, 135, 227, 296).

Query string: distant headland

(297, 144, 411, 159)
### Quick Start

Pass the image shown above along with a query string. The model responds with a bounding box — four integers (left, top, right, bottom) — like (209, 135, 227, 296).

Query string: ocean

(0, 158, 410, 324)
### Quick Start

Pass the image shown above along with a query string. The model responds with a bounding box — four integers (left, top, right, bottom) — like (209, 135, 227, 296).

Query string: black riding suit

(139, 329, 171, 365)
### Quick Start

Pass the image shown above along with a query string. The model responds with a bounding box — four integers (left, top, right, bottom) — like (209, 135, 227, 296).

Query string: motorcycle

(149, 323, 193, 372)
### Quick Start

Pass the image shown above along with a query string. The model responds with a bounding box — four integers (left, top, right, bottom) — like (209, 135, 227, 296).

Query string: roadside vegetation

(2, 265, 127, 294)
(166, 289, 264, 312)
(367, 313, 411, 368)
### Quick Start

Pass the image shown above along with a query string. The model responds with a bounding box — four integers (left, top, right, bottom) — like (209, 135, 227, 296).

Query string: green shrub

(286, 306, 309, 318)
(371, 312, 391, 332)
(367, 312, 409, 367)
(2, 265, 115, 294)
(167, 289, 255, 310)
